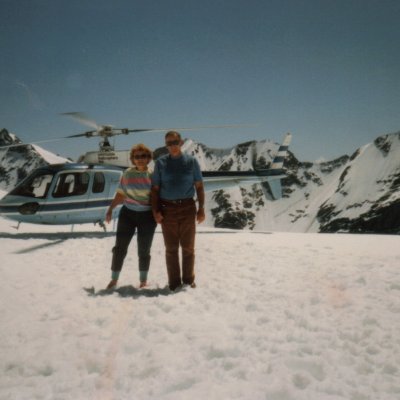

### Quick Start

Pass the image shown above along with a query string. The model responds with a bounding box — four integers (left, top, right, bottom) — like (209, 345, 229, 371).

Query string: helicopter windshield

(9, 171, 55, 199)
(52, 172, 90, 198)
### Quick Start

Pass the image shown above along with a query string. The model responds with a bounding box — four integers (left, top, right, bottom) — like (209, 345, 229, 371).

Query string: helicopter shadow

(84, 285, 176, 299)
(0, 231, 115, 240)
(0, 231, 115, 254)
(14, 239, 68, 254)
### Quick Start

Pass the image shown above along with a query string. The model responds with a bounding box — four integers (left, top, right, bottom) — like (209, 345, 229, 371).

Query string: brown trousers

(161, 199, 196, 290)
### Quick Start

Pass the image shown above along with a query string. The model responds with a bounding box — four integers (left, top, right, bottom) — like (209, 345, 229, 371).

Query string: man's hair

(129, 143, 153, 161)
(165, 131, 182, 140)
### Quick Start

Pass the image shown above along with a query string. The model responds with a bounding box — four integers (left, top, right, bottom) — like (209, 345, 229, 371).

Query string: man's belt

(160, 198, 194, 206)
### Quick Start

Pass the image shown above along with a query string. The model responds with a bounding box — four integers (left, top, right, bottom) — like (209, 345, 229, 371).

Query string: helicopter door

(47, 171, 91, 224)
(83, 171, 111, 223)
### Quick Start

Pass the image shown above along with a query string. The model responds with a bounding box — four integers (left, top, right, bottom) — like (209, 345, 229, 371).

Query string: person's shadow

(84, 284, 176, 298)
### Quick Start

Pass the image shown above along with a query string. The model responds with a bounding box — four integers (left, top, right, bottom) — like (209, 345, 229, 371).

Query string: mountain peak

(0, 129, 22, 147)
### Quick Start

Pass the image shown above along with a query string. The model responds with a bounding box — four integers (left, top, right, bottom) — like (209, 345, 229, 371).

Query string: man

(151, 131, 205, 291)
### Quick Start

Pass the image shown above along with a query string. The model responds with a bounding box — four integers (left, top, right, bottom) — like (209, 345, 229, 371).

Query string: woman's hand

(105, 208, 113, 224)
(154, 211, 163, 224)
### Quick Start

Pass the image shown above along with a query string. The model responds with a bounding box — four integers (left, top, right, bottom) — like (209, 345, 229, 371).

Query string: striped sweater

(116, 167, 152, 212)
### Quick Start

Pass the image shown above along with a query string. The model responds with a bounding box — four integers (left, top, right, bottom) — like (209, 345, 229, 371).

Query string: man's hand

(196, 208, 205, 224)
(194, 182, 205, 224)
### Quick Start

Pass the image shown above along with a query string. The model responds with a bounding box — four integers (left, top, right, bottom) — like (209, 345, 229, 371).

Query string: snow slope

(1, 216, 399, 400)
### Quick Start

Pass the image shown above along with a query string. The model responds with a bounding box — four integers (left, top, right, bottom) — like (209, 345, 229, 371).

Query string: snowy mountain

(1, 128, 399, 233)
(179, 133, 400, 234)
(0, 128, 69, 191)
(314, 134, 400, 233)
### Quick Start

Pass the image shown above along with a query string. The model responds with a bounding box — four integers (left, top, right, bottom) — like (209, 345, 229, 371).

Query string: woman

(105, 144, 157, 289)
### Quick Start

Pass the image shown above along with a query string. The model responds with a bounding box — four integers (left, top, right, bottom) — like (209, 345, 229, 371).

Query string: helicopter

(0, 113, 292, 229)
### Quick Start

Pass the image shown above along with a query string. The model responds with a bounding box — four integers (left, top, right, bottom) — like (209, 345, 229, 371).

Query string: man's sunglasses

(133, 154, 151, 160)
(166, 139, 181, 147)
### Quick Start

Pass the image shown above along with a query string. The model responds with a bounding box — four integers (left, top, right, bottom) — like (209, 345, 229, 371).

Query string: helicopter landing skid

(96, 220, 107, 232)
(12, 222, 21, 230)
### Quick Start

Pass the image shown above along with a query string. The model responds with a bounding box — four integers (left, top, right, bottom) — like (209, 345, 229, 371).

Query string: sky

(1, 0, 400, 162)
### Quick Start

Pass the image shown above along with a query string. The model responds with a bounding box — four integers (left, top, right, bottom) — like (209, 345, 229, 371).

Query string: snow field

(0, 220, 400, 399)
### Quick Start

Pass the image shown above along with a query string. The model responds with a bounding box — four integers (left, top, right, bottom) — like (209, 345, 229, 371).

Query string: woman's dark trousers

(111, 207, 157, 276)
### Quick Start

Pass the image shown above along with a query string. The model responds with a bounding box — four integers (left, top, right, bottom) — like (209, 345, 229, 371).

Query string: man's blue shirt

(152, 153, 203, 200)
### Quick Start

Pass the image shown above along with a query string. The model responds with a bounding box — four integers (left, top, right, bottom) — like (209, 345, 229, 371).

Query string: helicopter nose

(18, 202, 40, 215)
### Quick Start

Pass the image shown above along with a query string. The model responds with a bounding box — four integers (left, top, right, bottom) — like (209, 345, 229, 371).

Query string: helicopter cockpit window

(52, 172, 90, 198)
(92, 172, 105, 193)
(10, 172, 55, 199)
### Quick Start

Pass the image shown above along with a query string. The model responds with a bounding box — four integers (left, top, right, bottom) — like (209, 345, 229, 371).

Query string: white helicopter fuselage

(0, 164, 123, 225)
(0, 133, 292, 227)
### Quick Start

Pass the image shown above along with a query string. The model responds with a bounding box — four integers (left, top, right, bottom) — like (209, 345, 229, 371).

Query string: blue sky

(1, 0, 400, 162)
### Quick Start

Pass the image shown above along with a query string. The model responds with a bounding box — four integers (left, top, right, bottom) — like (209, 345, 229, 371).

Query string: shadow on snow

(0, 231, 115, 240)
(83, 284, 179, 299)
(0, 231, 115, 253)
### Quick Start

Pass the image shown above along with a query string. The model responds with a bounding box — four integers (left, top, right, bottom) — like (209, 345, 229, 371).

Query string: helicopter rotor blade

(61, 112, 102, 131)
(64, 124, 256, 139)
(112, 128, 164, 135)
(64, 131, 97, 138)
(123, 124, 257, 134)
(61, 111, 256, 138)
(63, 129, 155, 138)
(0, 123, 256, 150)
(157, 124, 257, 131)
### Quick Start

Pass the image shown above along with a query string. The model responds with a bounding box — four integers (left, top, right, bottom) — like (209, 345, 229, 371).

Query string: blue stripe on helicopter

(0, 204, 20, 213)
(0, 199, 112, 214)
(41, 199, 112, 212)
